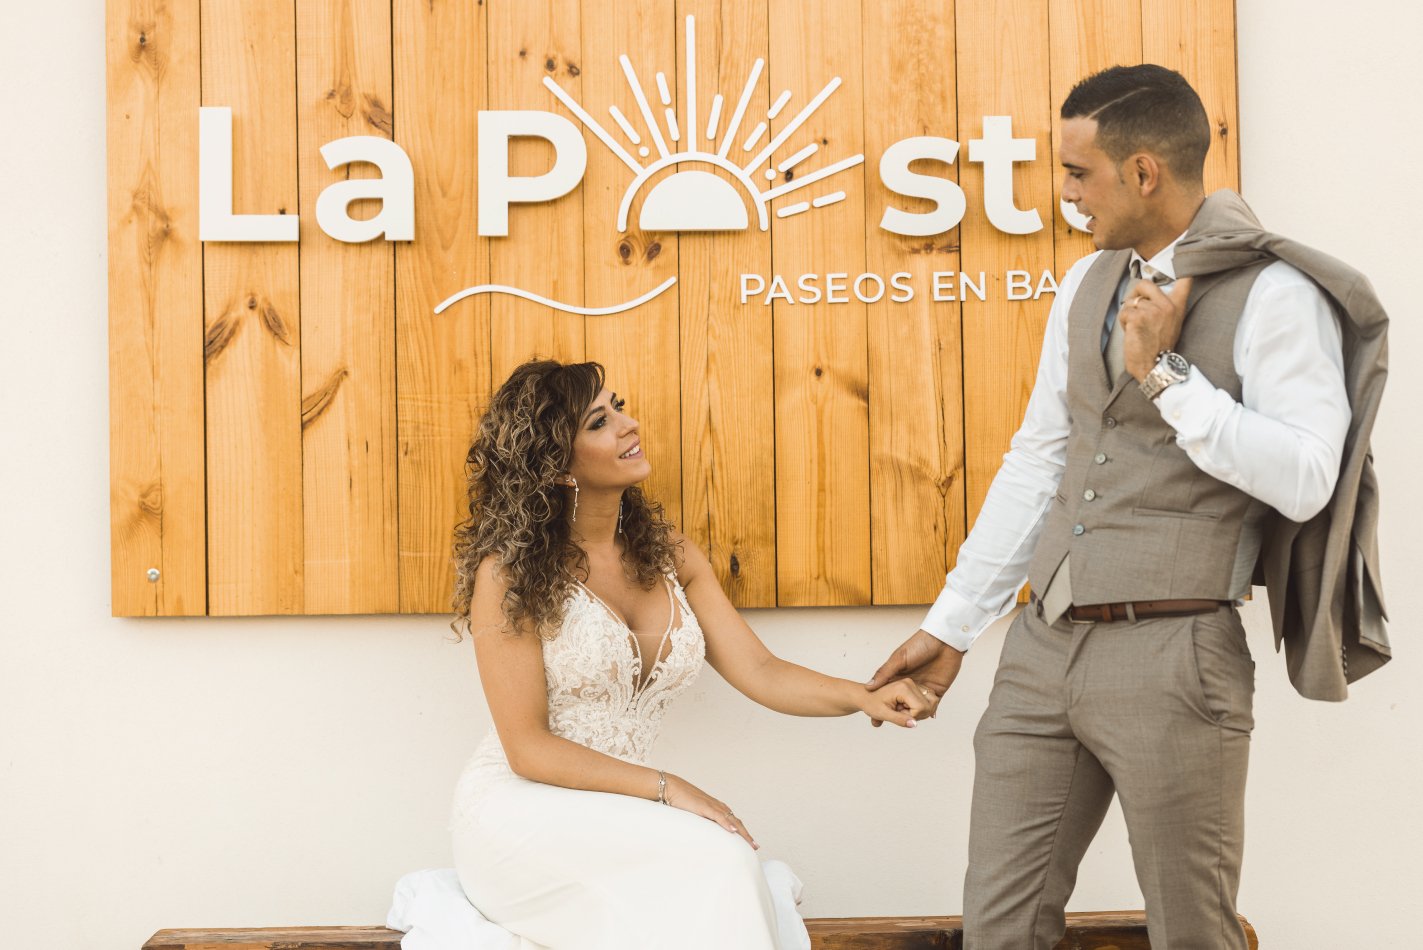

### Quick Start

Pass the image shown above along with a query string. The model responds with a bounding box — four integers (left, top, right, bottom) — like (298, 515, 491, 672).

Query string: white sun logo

(543, 14, 863, 233)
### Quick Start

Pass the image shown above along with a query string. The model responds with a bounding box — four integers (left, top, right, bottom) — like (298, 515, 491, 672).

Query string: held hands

(865, 629, 965, 728)
(1118, 275, 1194, 381)
(856, 677, 937, 728)
(662, 772, 758, 851)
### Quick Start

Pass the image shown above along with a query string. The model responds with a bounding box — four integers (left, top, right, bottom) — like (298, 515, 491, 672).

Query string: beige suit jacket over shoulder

(1174, 190, 1390, 701)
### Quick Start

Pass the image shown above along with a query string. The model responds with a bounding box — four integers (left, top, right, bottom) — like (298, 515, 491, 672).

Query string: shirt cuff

(1153, 366, 1218, 439)
(920, 585, 995, 652)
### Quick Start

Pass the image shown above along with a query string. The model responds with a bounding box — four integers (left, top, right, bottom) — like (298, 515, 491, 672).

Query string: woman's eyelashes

(588, 397, 628, 430)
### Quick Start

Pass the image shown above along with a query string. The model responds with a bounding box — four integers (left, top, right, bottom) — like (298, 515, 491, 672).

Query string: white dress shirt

(922, 235, 1351, 652)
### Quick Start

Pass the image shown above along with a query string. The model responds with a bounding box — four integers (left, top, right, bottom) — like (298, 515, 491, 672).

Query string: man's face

(1059, 117, 1147, 251)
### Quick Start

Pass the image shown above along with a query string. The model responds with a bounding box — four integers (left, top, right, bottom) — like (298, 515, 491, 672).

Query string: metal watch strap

(1140, 351, 1189, 401)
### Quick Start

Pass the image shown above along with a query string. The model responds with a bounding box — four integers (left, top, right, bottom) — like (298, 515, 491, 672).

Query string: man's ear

(1132, 152, 1162, 196)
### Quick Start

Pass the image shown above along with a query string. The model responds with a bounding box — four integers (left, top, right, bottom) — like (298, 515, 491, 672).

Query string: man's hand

(857, 677, 936, 728)
(1119, 275, 1194, 381)
(865, 629, 965, 727)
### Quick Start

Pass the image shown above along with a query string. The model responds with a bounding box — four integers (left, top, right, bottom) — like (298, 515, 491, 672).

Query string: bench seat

(144, 911, 1259, 949)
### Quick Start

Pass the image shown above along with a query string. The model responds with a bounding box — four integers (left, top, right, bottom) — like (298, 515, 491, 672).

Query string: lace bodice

(451, 574, 705, 828)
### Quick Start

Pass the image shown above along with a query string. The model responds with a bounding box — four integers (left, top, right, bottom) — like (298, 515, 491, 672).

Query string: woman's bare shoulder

(669, 531, 712, 587)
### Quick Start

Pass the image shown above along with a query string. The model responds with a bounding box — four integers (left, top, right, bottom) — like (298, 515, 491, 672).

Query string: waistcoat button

(1073, 524, 1085, 536)
(1104, 416, 1117, 428)
(1094, 452, 1107, 464)
(1083, 489, 1096, 501)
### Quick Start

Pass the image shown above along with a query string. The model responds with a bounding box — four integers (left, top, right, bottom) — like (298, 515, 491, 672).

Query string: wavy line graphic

(434, 277, 678, 316)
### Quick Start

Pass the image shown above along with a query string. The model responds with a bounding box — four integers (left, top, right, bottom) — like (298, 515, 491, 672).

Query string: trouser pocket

(1186, 608, 1255, 733)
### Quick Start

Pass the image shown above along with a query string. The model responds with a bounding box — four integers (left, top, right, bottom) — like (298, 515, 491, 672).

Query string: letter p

(478, 111, 588, 237)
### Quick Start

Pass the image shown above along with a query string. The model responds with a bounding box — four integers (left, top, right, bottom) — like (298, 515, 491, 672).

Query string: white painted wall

(2, 1, 1418, 946)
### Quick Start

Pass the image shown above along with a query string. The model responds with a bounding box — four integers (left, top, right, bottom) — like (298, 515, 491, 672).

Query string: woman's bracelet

(656, 769, 669, 805)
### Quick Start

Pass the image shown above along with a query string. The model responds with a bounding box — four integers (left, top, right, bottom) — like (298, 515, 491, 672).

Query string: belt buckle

(1067, 605, 1096, 624)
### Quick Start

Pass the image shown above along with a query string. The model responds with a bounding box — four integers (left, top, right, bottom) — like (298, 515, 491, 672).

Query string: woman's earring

(617, 496, 624, 536)
(566, 476, 579, 522)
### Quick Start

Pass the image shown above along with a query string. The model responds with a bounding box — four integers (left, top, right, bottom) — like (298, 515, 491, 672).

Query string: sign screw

(146, 568, 160, 583)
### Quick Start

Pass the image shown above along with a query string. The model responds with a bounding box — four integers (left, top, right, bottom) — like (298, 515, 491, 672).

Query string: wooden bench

(144, 912, 1259, 948)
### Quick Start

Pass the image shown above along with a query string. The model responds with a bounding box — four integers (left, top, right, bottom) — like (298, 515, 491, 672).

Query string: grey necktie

(1040, 258, 1171, 625)
(1104, 258, 1170, 381)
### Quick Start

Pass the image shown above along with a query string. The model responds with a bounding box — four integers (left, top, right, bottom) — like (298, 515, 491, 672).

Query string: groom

(868, 65, 1389, 949)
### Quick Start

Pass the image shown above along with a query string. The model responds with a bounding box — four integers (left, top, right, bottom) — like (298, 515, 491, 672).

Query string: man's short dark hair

(1061, 64, 1211, 183)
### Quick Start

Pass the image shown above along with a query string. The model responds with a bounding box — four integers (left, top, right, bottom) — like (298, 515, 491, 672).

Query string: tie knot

(1131, 258, 1171, 286)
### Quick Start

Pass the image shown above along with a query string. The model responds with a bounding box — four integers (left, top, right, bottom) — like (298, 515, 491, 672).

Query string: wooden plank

(805, 912, 1259, 949)
(675, 0, 776, 606)
(581, 1, 683, 528)
(201, 0, 304, 615)
(807, 915, 954, 950)
(485, 0, 585, 387)
(767, 0, 871, 606)
(955, 0, 1056, 531)
(392, 0, 490, 613)
(106, 0, 206, 616)
(1048, 0, 1143, 270)
(1140, 0, 1240, 191)
(143, 913, 1258, 949)
(143, 927, 400, 950)
(862, 0, 965, 605)
(295, 0, 398, 614)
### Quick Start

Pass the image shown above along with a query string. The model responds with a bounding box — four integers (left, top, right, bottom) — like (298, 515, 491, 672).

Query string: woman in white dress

(447, 359, 934, 950)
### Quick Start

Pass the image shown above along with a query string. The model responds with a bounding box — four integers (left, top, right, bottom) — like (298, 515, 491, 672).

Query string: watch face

(1163, 352, 1190, 377)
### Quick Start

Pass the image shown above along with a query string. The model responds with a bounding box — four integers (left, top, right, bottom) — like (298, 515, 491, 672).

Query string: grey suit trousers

(962, 600, 1255, 950)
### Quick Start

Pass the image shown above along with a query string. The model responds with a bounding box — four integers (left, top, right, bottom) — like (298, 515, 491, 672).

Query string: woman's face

(567, 388, 651, 489)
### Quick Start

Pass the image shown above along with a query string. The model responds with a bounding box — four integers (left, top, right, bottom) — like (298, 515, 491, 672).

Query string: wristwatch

(1139, 351, 1190, 401)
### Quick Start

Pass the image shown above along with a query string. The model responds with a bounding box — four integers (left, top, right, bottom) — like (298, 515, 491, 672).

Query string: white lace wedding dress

(446, 573, 806, 950)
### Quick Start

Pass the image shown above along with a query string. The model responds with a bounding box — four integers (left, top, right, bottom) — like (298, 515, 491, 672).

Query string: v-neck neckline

(575, 576, 680, 693)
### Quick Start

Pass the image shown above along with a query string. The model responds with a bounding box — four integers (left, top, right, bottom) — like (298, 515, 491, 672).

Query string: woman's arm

(468, 557, 758, 847)
(674, 537, 933, 726)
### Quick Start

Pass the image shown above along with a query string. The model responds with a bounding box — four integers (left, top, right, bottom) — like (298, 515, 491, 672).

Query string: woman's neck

(570, 489, 622, 546)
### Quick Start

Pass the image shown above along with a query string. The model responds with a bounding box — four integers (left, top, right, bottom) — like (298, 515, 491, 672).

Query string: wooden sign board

(106, 0, 1238, 616)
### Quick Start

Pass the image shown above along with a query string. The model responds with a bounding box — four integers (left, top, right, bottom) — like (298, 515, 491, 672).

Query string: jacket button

(1094, 452, 1107, 464)
(1083, 489, 1096, 501)
(1073, 524, 1085, 536)
(1104, 416, 1117, 428)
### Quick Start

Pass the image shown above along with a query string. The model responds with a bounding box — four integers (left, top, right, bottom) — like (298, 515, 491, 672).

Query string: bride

(445, 359, 935, 950)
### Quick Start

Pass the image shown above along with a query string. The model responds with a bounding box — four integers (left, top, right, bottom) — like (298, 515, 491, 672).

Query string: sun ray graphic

(544, 14, 864, 234)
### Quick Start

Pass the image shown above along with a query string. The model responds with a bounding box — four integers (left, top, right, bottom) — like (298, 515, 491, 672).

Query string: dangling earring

(565, 476, 579, 522)
(617, 495, 624, 536)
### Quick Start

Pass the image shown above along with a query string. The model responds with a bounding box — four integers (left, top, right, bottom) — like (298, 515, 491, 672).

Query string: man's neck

(1134, 191, 1205, 261)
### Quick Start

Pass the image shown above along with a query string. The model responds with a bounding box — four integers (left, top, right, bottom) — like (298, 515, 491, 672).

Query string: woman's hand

(663, 773, 758, 851)
(857, 677, 938, 727)
(866, 630, 964, 727)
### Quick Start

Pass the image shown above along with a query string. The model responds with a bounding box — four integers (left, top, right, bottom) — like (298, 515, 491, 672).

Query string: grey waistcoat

(1025, 250, 1272, 603)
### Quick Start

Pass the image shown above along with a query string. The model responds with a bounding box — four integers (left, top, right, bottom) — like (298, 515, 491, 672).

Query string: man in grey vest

(868, 64, 1389, 949)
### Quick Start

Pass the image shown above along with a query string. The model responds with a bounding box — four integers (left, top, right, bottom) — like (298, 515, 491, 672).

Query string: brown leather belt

(1066, 599, 1230, 623)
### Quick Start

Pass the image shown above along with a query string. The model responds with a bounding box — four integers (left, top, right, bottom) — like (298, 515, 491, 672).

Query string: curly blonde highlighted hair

(451, 359, 679, 638)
